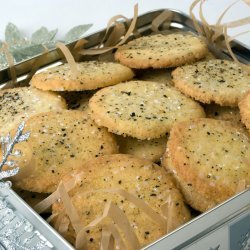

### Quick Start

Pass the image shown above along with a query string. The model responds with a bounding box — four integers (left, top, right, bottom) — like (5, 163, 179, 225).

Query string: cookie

(0, 87, 66, 135)
(52, 154, 191, 249)
(116, 135, 168, 162)
(162, 118, 250, 212)
(10, 110, 118, 193)
(239, 90, 250, 132)
(114, 33, 208, 69)
(137, 69, 173, 87)
(59, 90, 95, 111)
(31, 61, 134, 91)
(172, 59, 250, 106)
(89, 80, 205, 139)
(204, 103, 243, 126)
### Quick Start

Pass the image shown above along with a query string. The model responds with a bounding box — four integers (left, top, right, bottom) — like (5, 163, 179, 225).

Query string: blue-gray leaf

(64, 24, 92, 42)
(31, 27, 58, 44)
(5, 23, 27, 48)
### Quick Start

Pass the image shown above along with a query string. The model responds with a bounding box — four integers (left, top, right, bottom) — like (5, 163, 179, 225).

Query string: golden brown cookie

(116, 135, 168, 162)
(89, 80, 205, 139)
(0, 87, 66, 135)
(31, 61, 134, 91)
(115, 33, 208, 69)
(10, 110, 118, 193)
(239, 90, 250, 132)
(52, 154, 191, 249)
(172, 59, 250, 106)
(162, 118, 250, 212)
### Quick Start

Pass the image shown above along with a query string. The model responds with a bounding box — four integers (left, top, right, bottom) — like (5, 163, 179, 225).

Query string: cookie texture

(162, 118, 250, 212)
(172, 59, 250, 106)
(239, 90, 250, 132)
(11, 110, 118, 193)
(115, 33, 208, 69)
(116, 135, 168, 162)
(52, 154, 191, 249)
(31, 61, 134, 91)
(0, 87, 66, 135)
(89, 81, 205, 139)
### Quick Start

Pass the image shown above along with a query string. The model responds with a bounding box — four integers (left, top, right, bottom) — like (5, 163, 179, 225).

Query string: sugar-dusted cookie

(172, 59, 250, 106)
(31, 61, 134, 91)
(239, 90, 250, 132)
(52, 154, 191, 249)
(137, 69, 173, 87)
(11, 110, 118, 193)
(162, 118, 250, 212)
(59, 90, 95, 111)
(114, 33, 208, 69)
(204, 103, 242, 126)
(116, 135, 168, 162)
(89, 81, 205, 139)
(0, 87, 66, 135)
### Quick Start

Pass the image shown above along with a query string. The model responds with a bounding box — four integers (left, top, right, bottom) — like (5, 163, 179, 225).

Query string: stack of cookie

(1, 31, 249, 249)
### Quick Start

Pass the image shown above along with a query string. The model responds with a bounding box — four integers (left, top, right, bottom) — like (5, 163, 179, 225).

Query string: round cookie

(172, 59, 250, 106)
(89, 80, 205, 139)
(162, 118, 250, 212)
(137, 69, 173, 87)
(52, 154, 191, 249)
(10, 110, 118, 193)
(114, 33, 208, 69)
(239, 90, 250, 132)
(116, 135, 168, 162)
(0, 87, 66, 135)
(31, 61, 134, 91)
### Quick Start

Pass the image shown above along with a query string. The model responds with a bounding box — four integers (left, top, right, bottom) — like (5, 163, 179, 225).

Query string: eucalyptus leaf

(5, 23, 27, 48)
(31, 27, 58, 44)
(11, 44, 45, 62)
(64, 24, 92, 42)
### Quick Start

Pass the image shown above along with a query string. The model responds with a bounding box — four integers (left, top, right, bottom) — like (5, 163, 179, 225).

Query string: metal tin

(0, 9, 249, 250)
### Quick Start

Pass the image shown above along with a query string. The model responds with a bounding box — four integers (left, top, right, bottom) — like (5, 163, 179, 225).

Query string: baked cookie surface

(89, 80, 205, 139)
(52, 154, 191, 249)
(11, 110, 118, 193)
(0, 87, 66, 135)
(162, 118, 250, 212)
(115, 33, 208, 69)
(172, 59, 250, 106)
(31, 61, 134, 91)
(239, 90, 250, 132)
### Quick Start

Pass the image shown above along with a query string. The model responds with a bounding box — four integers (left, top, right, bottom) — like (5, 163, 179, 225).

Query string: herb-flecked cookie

(89, 81, 205, 139)
(31, 61, 134, 91)
(11, 110, 118, 193)
(116, 135, 168, 162)
(114, 33, 208, 69)
(0, 87, 66, 135)
(162, 118, 250, 212)
(52, 154, 191, 249)
(172, 59, 250, 106)
(239, 90, 250, 132)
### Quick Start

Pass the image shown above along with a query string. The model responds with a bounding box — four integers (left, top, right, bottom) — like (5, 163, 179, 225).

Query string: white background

(0, 0, 249, 47)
